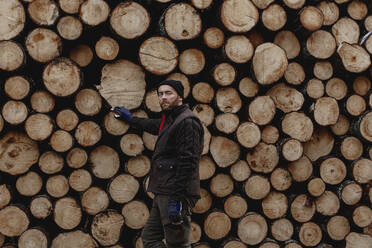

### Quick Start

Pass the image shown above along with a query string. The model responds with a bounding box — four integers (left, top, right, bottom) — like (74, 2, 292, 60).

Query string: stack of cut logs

(1, 0, 372, 247)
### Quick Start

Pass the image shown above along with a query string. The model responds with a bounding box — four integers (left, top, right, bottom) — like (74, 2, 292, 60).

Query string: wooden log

(56, 109, 78, 131)
(210, 173, 234, 197)
(104, 112, 129, 136)
(0, 41, 24, 71)
(314, 96, 339, 126)
(25, 114, 54, 141)
(327, 215, 350, 241)
(317, 1, 339, 26)
(239, 77, 259, 98)
(246, 142, 279, 174)
(0, 114, 3, 133)
(300, 6, 324, 31)
(191, 0, 213, 9)
(81, 187, 109, 215)
(0, 184, 11, 209)
(261, 4, 286, 31)
(224, 35, 254, 63)
(192, 188, 213, 214)
(325, 77, 347, 100)
(306, 30, 336, 59)
(283, 0, 305, 9)
(192, 82, 214, 103)
(18, 228, 48, 248)
(331, 114, 350, 136)
(0, 206, 29, 237)
(210, 136, 240, 167)
(270, 168, 292, 192)
(359, 112, 372, 142)
(50, 130, 73, 152)
(346, 94, 366, 116)
(204, 211, 231, 240)
(245, 175, 271, 200)
(0, 0, 25, 40)
(79, 0, 109, 26)
(261, 125, 279, 144)
(262, 192, 288, 219)
(290, 194, 316, 223)
(253, 43, 288, 85)
(213, 63, 236, 86)
(28, 0, 59, 26)
(251, 0, 274, 9)
(54, 197, 81, 230)
(0, 132, 39, 176)
(345, 232, 372, 248)
(221, 239, 247, 248)
(248, 96, 276, 125)
(281, 138, 303, 162)
(313, 61, 333, 80)
(347, 0, 368, 21)
(75, 121, 101, 147)
(284, 62, 305, 85)
(224, 194, 247, 219)
(337, 43, 371, 73)
(16, 171, 42, 196)
(89, 145, 119, 179)
(271, 218, 294, 242)
(341, 136, 363, 160)
(203, 27, 225, 49)
(145, 89, 161, 113)
(69, 44, 93, 67)
(202, 124, 211, 155)
(2, 100, 28, 125)
(303, 128, 334, 162)
(179, 48, 205, 75)
(164, 3, 201, 41)
(267, 83, 304, 113)
(46, 175, 69, 198)
(352, 205, 372, 228)
(299, 222, 322, 247)
(126, 155, 151, 178)
(121, 200, 149, 229)
(109, 174, 139, 204)
(30, 196, 52, 219)
(58, 0, 83, 14)
(110, 2, 150, 39)
(95, 36, 119, 61)
(332, 17, 359, 45)
(51, 230, 98, 248)
(120, 133, 144, 156)
(283, 241, 302, 248)
(30, 90, 55, 113)
(236, 122, 261, 148)
(69, 169, 92, 192)
(274, 30, 301, 60)
(199, 155, 216, 180)
(66, 147, 87, 169)
(320, 157, 347, 185)
(193, 104, 215, 126)
(75, 89, 102, 116)
(237, 213, 268, 245)
(220, 0, 259, 33)
(91, 210, 124, 246)
(352, 158, 372, 183)
(315, 191, 340, 216)
(259, 240, 280, 248)
(353, 76, 370, 96)
(4, 76, 30, 100)
(57, 16, 82, 40)
(339, 181, 363, 205)
(307, 177, 325, 197)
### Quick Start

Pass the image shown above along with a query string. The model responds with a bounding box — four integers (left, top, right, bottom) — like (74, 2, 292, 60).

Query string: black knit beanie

(157, 80, 184, 98)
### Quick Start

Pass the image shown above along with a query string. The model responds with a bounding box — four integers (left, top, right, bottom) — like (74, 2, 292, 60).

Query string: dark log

(69, 44, 93, 67)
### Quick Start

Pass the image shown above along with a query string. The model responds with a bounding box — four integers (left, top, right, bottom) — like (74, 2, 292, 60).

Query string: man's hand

(111, 106, 133, 122)
(168, 198, 183, 225)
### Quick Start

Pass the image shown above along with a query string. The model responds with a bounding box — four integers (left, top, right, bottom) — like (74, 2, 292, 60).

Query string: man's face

(158, 85, 182, 111)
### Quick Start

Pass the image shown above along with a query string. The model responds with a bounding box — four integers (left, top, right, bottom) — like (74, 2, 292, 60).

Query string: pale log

(81, 187, 109, 215)
(91, 210, 124, 246)
(270, 168, 292, 191)
(274, 31, 300, 60)
(213, 63, 236, 86)
(345, 232, 372, 248)
(192, 188, 213, 214)
(104, 112, 129, 136)
(210, 173, 234, 197)
(109, 174, 139, 204)
(353, 76, 370, 96)
(0, 184, 11, 209)
(142, 131, 156, 151)
(239, 77, 259, 98)
(341, 136, 363, 160)
(224, 35, 254, 63)
(260, 241, 280, 248)
(237, 213, 267, 245)
(221, 239, 247, 248)
(352, 158, 372, 183)
(365, 15, 372, 31)
(306, 30, 336, 59)
(95, 36, 119, 61)
(248, 96, 275, 125)
(54, 197, 81, 230)
(126, 155, 151, 178)
(75, 89, 102, 116)
(25, 114, 54, 141)
(331, 114, 349, 136)
(28, 0, 59, 26)
(46, 175, 69, 198)
(199, 155, 216, 180)
(0, 132, 39, 176)
(262, 192, 288, 219)
(69, 169, 92, 192)
(352, 206, 372, 228)
(245, 175, 270, 200)
(192, 82, 214, 103)
(262, 4, 286, 31)
(69, 44, 93, 67)
(120, 133, 144, 156)
(251, 0, 274, 9)
(315, 191, 340, 216)
(122, 200, 149, 229)
(16, 171, 42, 196)
(57, 16, 82, 40)
(261, 125, 279, 144)
(267, 83, 304, 113)
(299, 222, 322, 247)
(75, 121, 101, 147)
(290, 194, 316, 223)
(58, 0, 83, 14)
(179, 48, 205, 75)
(203, 27, 224, 49)
(66, 147, 87, 168)
(303, 128, 334, 161)
(193, 104, 215, 126)
(30, 91, 55, 113)
(79, 0, 109, 26)
(347, 0, 367, 20)
(191, 0, 213, 9)
(2, 100, 28, 125)
(332, 17, 359, 45)
(339, 181, 363, 205)
(288, 156, 313, 182)
(284, 62, 305, 85)
(110, 2, 149, 39)
(281, 138, 303, 162)
(337, 43, 371, 73)
(317, 1, 339, 26)
(236, 122, 260, 148)
(50, 130, 73, 152)
(300, 6, 323, 31)
(307, 178, 325, 197)
(56, 109, 78, 131)
(30, 196, 52, 219)
(325, 77, 347, 100)
(26, 28, 62, 62)
(89, 145, 119, 179)
(203, 211, 231, 240)
(314, 97, 339, 126)
(346, 94, 366, 116)
(283, 241, 302, 248)
(224, 194, 247, 219)
(215, 113, 239, 134)
(0, 0, 25, 40)
(4, 76, 30, 100)
(18, 228, 48, 248)
(51, 230, 98, 248)
(210, 136, 240, 167)
(246, 142, 279, 173)
(320, 157, 346, 185)
(283, 0, 305, 9)
(359, 112, 372, 142)
(271, 218, 294, 242)
(313, 61, 333, 80)
(0, 206, 29, 237)
(0, 41, 24, 71)
(327, 215, 350, 241)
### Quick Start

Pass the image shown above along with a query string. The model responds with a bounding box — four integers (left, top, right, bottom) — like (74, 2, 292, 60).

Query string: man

(113, 80, 204, 248)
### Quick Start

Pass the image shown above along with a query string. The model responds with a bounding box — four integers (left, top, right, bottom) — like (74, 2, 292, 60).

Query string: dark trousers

(141, 195, 193, 248)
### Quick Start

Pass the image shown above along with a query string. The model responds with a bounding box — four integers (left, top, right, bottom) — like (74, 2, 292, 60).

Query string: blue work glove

(168, 198, 183, 225)
(111, 106, 133, 122)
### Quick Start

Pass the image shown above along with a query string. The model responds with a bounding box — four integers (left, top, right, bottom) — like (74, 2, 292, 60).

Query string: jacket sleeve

(129, 116, 162, 135)
(172, 118, 204, 199)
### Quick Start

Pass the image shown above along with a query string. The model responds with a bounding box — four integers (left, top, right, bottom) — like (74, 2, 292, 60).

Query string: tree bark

(51, 230, 98, 248)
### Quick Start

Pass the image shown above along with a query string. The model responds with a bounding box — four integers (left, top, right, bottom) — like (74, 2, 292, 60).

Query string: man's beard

(160, 99, 180, 111)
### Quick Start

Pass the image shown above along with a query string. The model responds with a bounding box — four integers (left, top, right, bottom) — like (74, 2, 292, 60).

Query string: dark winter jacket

(130, 104, 204, 200)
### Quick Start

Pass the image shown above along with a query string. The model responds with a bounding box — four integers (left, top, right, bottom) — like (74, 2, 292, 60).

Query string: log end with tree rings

(142, 132, 157, 151)
(236, 122, 261, 149)
(352, 205, 372, 228)
(110, 2, 150, 40)
(253, 43, 288, 85)
(225, 35, 254, 63)
(166, 72, 191, 98)
(79, 0, 110, 26)
(267, 83, 304, 113)
(239, 77, 259, 98)
(109, 174, 139, 204)
(0, 131, 39, 176)
(261, 4, 287, 31)
(30, 90, 55, 113)
(56, 109, 79, 132)
(341, 136, 363, 160)
(139, 37, 178, 75)
(247, 142, 279, 174)
(261, 125, 279, 144)
(313, 61, 333, 80)
(331, 114, 350, 136)
(4, 76, 30, 100)
(26, 28, 62, 63)
(337, 43, 371, 73)
(0, 41, 25, 71)
(245, 175, 271, 200)
(345, 232, 372, 248)
(81, 187, 109, 215)
(316, 190, 340, 216)
(46, 175, 69, 198)
(281, 139, 303, 162)
(290, 194, 315, 223)
(332, 17, 360, 46)
(57, 16, 83, 41)
(89, 145, 119, 179)
(224, 194, 247, 219)
(18, 228, 48, 248)
(210, 136, 240, 168)
(199, 155, 216, 181)
(104, 112, 129, 136)
(320, 157, 347, 185)
(325, 77, 348, 100)
(271, 218, 294, 242)
(230, 160, 250, 182)
(306, 78, 324, 99)
(0, 0, 25, 40)
(283, 0, 305, 9)
(262, 191, 288, 220)
(0, 206, 29, 237)
(273, 30, 300, 60)
(66, 147, 87, 169)
(210, 173, 234, 197)
(340, 181, 363, 206)
(192, 188, 213, 214)
(300, 6, 324, 31)
(95, 36, 119, 61)
(69, 44, 93, 67)
(191, 0, 213, 10)
(306, 30, 336, 59)
(164, 3, 201, 41)
(249, 96, 276, 125)
(122, 200, 150, 229)
(270, 168, 292, 192)
(346, 94, 366, 117)
(213, 63, 236, 86)
(179, 48, 205, 75)
(28, 0, 59, 26)
(221, 0, 259, 33)
(204, 211, 231, 240)
(25, 113, 54, 141)
(314, 97, 339, 126)
(58, 0, 83, 14)
(192, 82, 215, 103)
(284, 62, 305, 86)
(353, 158, 372, 184)
(203, 27, 225, 49)
(98, 59, 146, 109)
(30, 196, 52, 219)
(360, 112, 372, 142)
(347, 0, 368, 21)
(51, 230, 98, 248)
(0, 184, 11, 209)
(16, 171, 42, 197)
(69, 169, 92, 192)
(317, 1, 339, 26)
(307, 177, 325, 197)
(299, 222, 322, 247)
(327, 215, 350, 241)
(288, 156, 313, 183)
(50, 130, 73, 153)
(75, 121, 101, 147)
(126, 155, 151, 178)
(2, 100, 28, 126)
(193, 104, 215, 126)
(75, 88, 102, 116)
(91, 210, 124, 246)
(54, 197, 82, 230)
(251, 0, 274, 9)
(237, 213, 268, 245)
(216, 87, 242, 113)
(303, 128, 335, 162)
(120, 133, 144, 156)
(353, 76, 371, 96)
